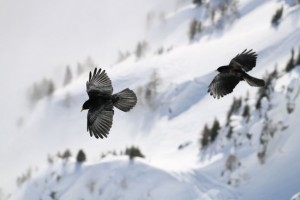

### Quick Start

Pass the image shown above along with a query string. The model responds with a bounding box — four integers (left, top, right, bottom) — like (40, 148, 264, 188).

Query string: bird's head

(81, 100, 91, 112)
(217, 66, 228, 72)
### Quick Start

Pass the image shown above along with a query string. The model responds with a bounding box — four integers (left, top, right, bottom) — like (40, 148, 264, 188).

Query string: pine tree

(271, 6, 283, 26)
(135, 41, 148, 59)
(27, 78, 55, 106)
(193, 0, 203, 6)
(76, 149, 86, 163)
(189, 19, 202, 42)
(100, 153, 106, 159)
(61, 149, 72, 161)
(63, 66, 73, 86)
(200, 124, 211, 149)
(226, 97, 242, 125)
(296, 47, 300, 66)
(50, 191, 56, 200)
(47, 154, 54, 165)
(210, 118, 220, 142)
(285, 48, 295, 72)
(46, 79, 55, 95)
(145, 71, 159, 100)
(242, 104, 250, 122)
(156, 47, 164, 55)
(226, 126, 234, 139)
(125, 146, 144, 160)
(256, 68, 278, 109)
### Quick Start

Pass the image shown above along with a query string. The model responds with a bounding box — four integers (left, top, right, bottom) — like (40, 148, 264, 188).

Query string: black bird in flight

(81, 68, 137, 139)
(208, 49, 265, 99)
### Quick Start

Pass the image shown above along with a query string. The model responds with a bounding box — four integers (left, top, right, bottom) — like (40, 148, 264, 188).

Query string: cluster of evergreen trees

(285, 47, 300, 72)
(116, 40, 149, 63)
(16, 168, 32, 187)
(199, 47, 300, 166)
(27, 78, 55, 105)
(189, 0, 239, 42)
(199, 118, 220, 149)
(100, 146, 145, 161)
(124, 146, 145, 160)
(48, 149, 87, 165)
(189, 19, 202, 42)
(27, 57, 97, 106)
(199, 96, 251, 150)
(16, 149, 88, 197)
(136, 70, 161, 109)
(135, 41, 149, 60)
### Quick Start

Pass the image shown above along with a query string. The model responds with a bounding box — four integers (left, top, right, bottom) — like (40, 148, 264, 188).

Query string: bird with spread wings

(81, 68, 137, 139)
(208, 49, 265, 99)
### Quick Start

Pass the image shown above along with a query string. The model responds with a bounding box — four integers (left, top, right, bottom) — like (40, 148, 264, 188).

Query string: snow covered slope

(2, 0, 300, 199)
(14, 158, 200, 200)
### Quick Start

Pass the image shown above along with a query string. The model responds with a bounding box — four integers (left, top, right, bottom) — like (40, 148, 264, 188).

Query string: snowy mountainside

(14, 158, 200, 200)
(199, 65, 300, 199)
(5, 0, 300, 200)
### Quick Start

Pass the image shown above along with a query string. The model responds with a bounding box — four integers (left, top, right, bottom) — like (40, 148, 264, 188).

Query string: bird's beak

(81, 108, 83, 112)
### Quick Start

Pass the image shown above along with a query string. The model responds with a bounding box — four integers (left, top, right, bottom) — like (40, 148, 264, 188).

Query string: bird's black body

(208, 49, 265, 99)
(81, 68, 137, 139)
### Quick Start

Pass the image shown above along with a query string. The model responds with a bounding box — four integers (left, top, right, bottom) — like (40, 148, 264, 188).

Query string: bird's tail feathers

(243, 74, 265, 87)
(112, 88, 137, 112)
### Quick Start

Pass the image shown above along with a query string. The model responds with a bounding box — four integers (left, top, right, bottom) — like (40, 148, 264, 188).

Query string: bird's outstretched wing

(86, 68, 113, 98)
(208, 73, 241, 99)
(229, 49, 257, 72)
(87, 102, 114, 139)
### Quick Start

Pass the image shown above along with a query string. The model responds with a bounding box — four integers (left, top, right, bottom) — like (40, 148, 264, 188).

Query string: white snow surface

(1, 0, 300, 199)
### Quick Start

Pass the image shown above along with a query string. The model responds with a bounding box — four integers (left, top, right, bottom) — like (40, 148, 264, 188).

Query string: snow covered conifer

(189, 19, 202, 42)
(285, 48, 295, 72)
(271, 6, 283, 26)
(193, 0, 203, 6)
(200, 124, 210, 149)
(296, 47, 300, 66)
(135, 41, 148, 59)
(256, 68, 278, 109)
(242, 104, 250, 122)
(76, 149, 86, 163)
(27, 78, 55, 106)
(125, 146, 144, 160)
(226, 97, 242, 125)
(61, 149, 72, 161)
(210, 118, 220, 142)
